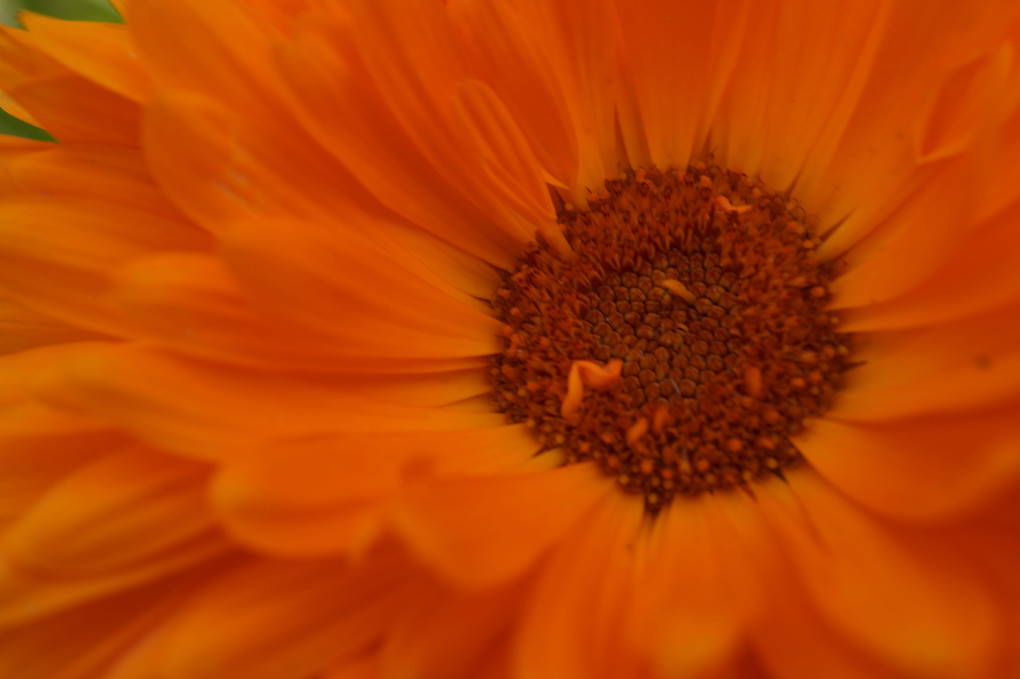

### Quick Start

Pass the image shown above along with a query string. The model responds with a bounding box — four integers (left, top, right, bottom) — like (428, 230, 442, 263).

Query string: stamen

(714, 195, 752, 214)
(490, 165, 852, 507)
(560, 359, 623, 422)
(660, 279, 697, 304)
(625, 417, 649, 446)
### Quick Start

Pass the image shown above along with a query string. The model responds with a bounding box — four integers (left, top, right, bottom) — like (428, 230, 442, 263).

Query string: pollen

(490, 165, 852, 507)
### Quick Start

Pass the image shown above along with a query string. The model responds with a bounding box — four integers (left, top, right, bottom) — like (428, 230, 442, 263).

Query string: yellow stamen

(560, 359, 623, 422)
(661, 279, 697, 304)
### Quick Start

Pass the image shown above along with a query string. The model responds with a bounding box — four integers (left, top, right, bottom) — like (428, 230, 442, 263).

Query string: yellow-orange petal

(796, 410, 1020, 521)
(758, 472, 1000, 677)
(392, 464, 613, 588)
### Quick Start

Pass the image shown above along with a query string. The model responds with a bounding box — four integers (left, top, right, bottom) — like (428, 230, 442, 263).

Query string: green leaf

(0, 0, 122, 140)
(1, 0, 122, 26)
(0, 107, 56, 141)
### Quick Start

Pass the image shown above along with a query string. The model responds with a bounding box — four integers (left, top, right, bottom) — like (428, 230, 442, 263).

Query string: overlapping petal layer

(1, 1, 1019, 678)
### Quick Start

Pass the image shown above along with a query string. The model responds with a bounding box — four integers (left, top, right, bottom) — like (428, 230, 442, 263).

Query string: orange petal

(796, 410, 1020, 521)
(4, 144, 178, 217)
(217, 424, 538, 509)
(0, 402, 120, 521)
(801, 1, 1020, 255)
(112, 252, 472, 371)
(750, 560, 910, 679)
(0, 565, 222, 679)
(0, 446, 230, 627)
(144, 81, 500, 300)
(126, 0, 282, 115)
(220, 215, 501, 360)
(0, 342, 104, 406)
(934, 493, 1020, 678)
(448, 0, 578, 187)
(838, 196, 1020, 332)
(509, 0, 619, 197)
(0, 87, 40, 130)
(0, 27, 140, 145)
(0, 197, 209, 337)
(829, 158, 977, 310)
(834, 304, 1020, 421)
(380, 577, 524, 679)
(276, 8, 528, 266)
(451, 80, 561, 246)
(18, 12, 150, 102)
(141, 91, 287, 230)
(3, 449, 212, 575)
(325, 657, 381, 679)
(617, 0, 749, 171)
(210, 425, 538, 557)
(757, 472, 1000, 677)
(512, 490, 647, 679)
(115, 251, 502, 372)
(392, 463, 613, 588)
(37, 343, 504, 459)
(155, 556, 412, 679)
(348, 0, 558, 242)
(915, 43, 1016, 163)
(0, 534, 229, 630)
(717, 1, 887, 191)
(0, 298, 96, 355)
(626, 496, 760, 677)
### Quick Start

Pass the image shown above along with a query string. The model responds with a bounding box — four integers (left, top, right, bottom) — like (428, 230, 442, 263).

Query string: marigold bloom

(2, 1, 1020, 678)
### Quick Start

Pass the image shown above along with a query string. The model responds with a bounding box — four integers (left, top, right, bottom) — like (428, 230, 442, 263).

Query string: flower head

(2, 1, 1020, 678)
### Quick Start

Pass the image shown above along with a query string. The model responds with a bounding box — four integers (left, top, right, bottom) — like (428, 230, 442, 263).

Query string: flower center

(490, 165, 852, 507)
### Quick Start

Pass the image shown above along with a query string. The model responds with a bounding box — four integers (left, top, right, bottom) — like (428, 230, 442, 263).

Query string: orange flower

(2, 1, 1020, 678)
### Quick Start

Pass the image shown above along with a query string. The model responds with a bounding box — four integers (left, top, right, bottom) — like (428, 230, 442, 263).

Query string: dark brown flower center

(490, 165, 852, 507)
